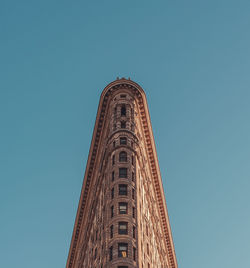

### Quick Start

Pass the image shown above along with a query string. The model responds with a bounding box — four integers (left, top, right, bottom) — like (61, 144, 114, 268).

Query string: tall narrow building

(66, 79, 178, 268)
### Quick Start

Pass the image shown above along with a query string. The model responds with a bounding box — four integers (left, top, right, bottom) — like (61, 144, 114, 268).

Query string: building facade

(66, 79, 178, 268)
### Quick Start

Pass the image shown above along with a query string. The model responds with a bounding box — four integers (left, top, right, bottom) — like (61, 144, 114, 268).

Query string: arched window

(121, 105, 126, 116)
(119, 151, 127, 162)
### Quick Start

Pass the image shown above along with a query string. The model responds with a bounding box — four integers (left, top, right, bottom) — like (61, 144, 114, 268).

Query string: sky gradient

(1, 0, 250, 267)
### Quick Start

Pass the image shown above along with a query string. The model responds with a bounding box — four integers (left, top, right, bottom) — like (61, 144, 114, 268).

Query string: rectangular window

(119, 152, 127, 162)
(132, 207, 135, 218)
(120, 137, 127, 145)
(133, 247, 136, 261)
(133, 226, 136, 239)
(118, 222, 128, 235)
(119, 184, 128, 195)
(111, 188, 114, 199)
(110, 225, 113, 239)
(121, 121, 126, 129)
(119, 168, 127, 178)
(132, 155, 134, 165)
(112, 171, 115, 181)
(119, 202, 128, 214)
(112, 155, 115, 165)
(94, 247, 97, 259)
(109, 246, 113, 261)
(121, 106, 126, 116)
(118, 243, 128, 258)
(132, 188, 135, 199)
(111, 206, 114, 218)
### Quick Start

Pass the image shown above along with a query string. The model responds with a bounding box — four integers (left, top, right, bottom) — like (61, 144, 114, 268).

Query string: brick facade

(66, 79, 178, 268)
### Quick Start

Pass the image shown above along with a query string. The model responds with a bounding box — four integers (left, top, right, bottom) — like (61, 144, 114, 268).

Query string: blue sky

(1, 0, 250, 267)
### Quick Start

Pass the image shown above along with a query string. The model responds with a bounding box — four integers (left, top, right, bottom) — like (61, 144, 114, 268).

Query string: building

(66, 78, 178, 268)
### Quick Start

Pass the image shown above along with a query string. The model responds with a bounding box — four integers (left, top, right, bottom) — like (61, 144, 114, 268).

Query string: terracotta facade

(66, 79, 178, 268)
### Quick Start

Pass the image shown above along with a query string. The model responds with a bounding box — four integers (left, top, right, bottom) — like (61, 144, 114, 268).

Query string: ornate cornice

(66, 78, 178, 268)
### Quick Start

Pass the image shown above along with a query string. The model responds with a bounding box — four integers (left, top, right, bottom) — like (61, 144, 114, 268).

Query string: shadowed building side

(66, 78, 178, 268)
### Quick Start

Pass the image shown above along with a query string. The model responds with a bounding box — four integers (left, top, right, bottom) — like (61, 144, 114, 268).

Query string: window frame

(119, 151, 127, 162)
(118, 221, 128, 235)
(119, 184, 128, 196)
(120, 137, 127, 145)
(121, 121, 126, 128)
(119, 167, 127, 178)
(119, 202, 128, 214)
(118, 243, 128, 258)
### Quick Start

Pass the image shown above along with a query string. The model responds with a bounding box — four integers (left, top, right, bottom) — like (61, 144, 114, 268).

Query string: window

(121, 121, 126, 128)
(133, 247, 136, 261)
(94, 247, 97, 259)
(109, 246, 113, 261)
(118, 243, 128, 257)
(132, 155, 134, 165)
(110, 225, 113, 238)
(119, 168, 127, 178)
(133, 226, 136, 238)
(147, 243, 149, 255)
(132, 207, 135, 218)
(146, 225, 149, 236)
(132, 188, 135, 199)
(111, 206, 114, 218)
(121, 105, 126, 116)
(111, 188, 114, 199)
(113, 141, 116, 148)
(119, 202, 128, 214)
(119, 151, 127, 162)
(119, 184, 127, 195)
(112, 171, 114, 181)
(120, 137, 127, 145)
(120, 94, 126, 98)
(112, 155, 115, 165)
(118, 222, 128, 235)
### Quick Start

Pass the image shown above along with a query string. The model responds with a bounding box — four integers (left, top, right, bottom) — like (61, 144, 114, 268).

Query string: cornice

(66, 78, 178, 268)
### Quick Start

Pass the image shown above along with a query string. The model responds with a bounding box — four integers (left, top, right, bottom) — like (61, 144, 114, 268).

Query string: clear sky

(1, 0, 250, 267)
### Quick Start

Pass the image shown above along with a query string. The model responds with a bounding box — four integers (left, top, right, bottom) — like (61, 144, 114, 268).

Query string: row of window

(111, 170, 135, 182)
(113, 137, 134, 148)
(110, 222, 136, 237)
(109, 243, 136, 261)
(111, 184, 135, 199)
(112, 153, 134, 165)
(110, 203, 135, 218)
